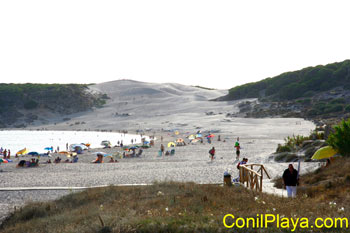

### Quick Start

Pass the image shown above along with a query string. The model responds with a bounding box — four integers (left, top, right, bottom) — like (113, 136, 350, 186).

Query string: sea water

(0, 130, 146, 154)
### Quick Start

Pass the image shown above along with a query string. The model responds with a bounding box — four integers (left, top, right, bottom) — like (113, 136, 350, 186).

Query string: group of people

(206, 136, 300, 198)
(17, 158, 39, 167)
(0, 147, 11, 159)
(159, 144, 175, 156)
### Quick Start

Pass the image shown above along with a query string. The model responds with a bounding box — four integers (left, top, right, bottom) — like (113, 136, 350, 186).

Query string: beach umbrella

(16, 148, 28, 155)
(28, 151, 39, 156)
(44, 147, 53, 151)
(93, 152, 108, 156)
(196, 133, 202, 138)
(59, 151, 70, 155)
(176, 138, 184, 143)
(188, 135, 195, 140)
(70, 144, 88, 151)
(66, 152, 77, 158)
(311, 146, 338, 160)
(0, 159, 8, 163)
(168, 142, 176, 147)
(206, 134, 215, 138)
(16, 148, 27, 155)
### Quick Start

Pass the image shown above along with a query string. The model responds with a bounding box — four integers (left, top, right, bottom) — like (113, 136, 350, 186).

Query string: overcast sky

(1, 0, 350, 89)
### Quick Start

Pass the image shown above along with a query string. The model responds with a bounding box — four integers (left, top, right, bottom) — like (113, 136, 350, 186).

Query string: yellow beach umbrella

(311, 146, 338, 160)
(168, 142, 176, 147)
(188, 135, 195, 140)
(16, 148, 28, 155)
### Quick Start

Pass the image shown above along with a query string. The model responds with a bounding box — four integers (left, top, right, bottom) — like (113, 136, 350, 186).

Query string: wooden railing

(239, 164, 270, 192)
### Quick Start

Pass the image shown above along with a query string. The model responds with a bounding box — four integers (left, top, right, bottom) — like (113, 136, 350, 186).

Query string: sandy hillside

(32, 80, 240, 132)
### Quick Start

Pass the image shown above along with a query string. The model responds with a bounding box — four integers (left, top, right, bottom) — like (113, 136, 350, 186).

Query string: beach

(0, 119, 318, 221)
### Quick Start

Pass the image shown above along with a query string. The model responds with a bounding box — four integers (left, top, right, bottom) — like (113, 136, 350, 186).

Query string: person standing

(160, 144, 165, 155)
(234, 137, 240, 160)
(209, 147, 215, 161)
(7, 150, 10, 159)
(282, 164, 299, 198)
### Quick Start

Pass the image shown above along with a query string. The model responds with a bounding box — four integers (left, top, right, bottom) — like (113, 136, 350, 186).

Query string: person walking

(282, 164, 299, 198)
(209, 147, 215, 161)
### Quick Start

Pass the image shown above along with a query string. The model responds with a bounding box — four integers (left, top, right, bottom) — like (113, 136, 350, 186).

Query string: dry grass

(1, 181, 349, 233)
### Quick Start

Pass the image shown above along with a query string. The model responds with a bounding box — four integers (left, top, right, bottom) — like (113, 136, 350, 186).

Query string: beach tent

(69, 144, 88, 151)
(101, 140, 111, 147)
(16, 148, 28, 155)
(168, 142, 176, 147)
(311, 146, 338, 160)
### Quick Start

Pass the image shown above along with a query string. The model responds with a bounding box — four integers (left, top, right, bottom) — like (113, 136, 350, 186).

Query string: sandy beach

(0, 125, 318, 221)
(0, 81, 319, 222)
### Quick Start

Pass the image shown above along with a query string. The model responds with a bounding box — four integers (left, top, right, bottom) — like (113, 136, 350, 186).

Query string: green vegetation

(0, 83, 107, 127)
(1, 182, 349, 233)
(226, 60, 350, 101)
(327, 118, 350, 157)
(276, 133, 324, 154)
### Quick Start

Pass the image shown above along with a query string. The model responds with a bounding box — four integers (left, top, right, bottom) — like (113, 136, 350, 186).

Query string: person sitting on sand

(17, 160, 26, 167)
(47, 159, 52, 164)
(109, 157, 118, 163)
(54, 157, 61, 163)
(93, 154, 104, 163)
(136, 148, 143, 157)
(29, 158, 39, 167)
(72, 155, 78, 163)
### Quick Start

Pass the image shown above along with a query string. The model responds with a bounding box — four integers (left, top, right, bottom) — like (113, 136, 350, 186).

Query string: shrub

(324, 103, 343, 113)
(24, 100, 38, 109)
(276, 144, 292, 153)
(327, 118, 350, 156)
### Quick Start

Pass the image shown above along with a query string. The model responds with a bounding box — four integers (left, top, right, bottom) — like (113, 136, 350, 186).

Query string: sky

(1, 0, 350, 89)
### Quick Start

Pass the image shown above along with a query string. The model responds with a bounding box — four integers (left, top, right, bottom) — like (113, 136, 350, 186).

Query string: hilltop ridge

(219, 59, 350, 120)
